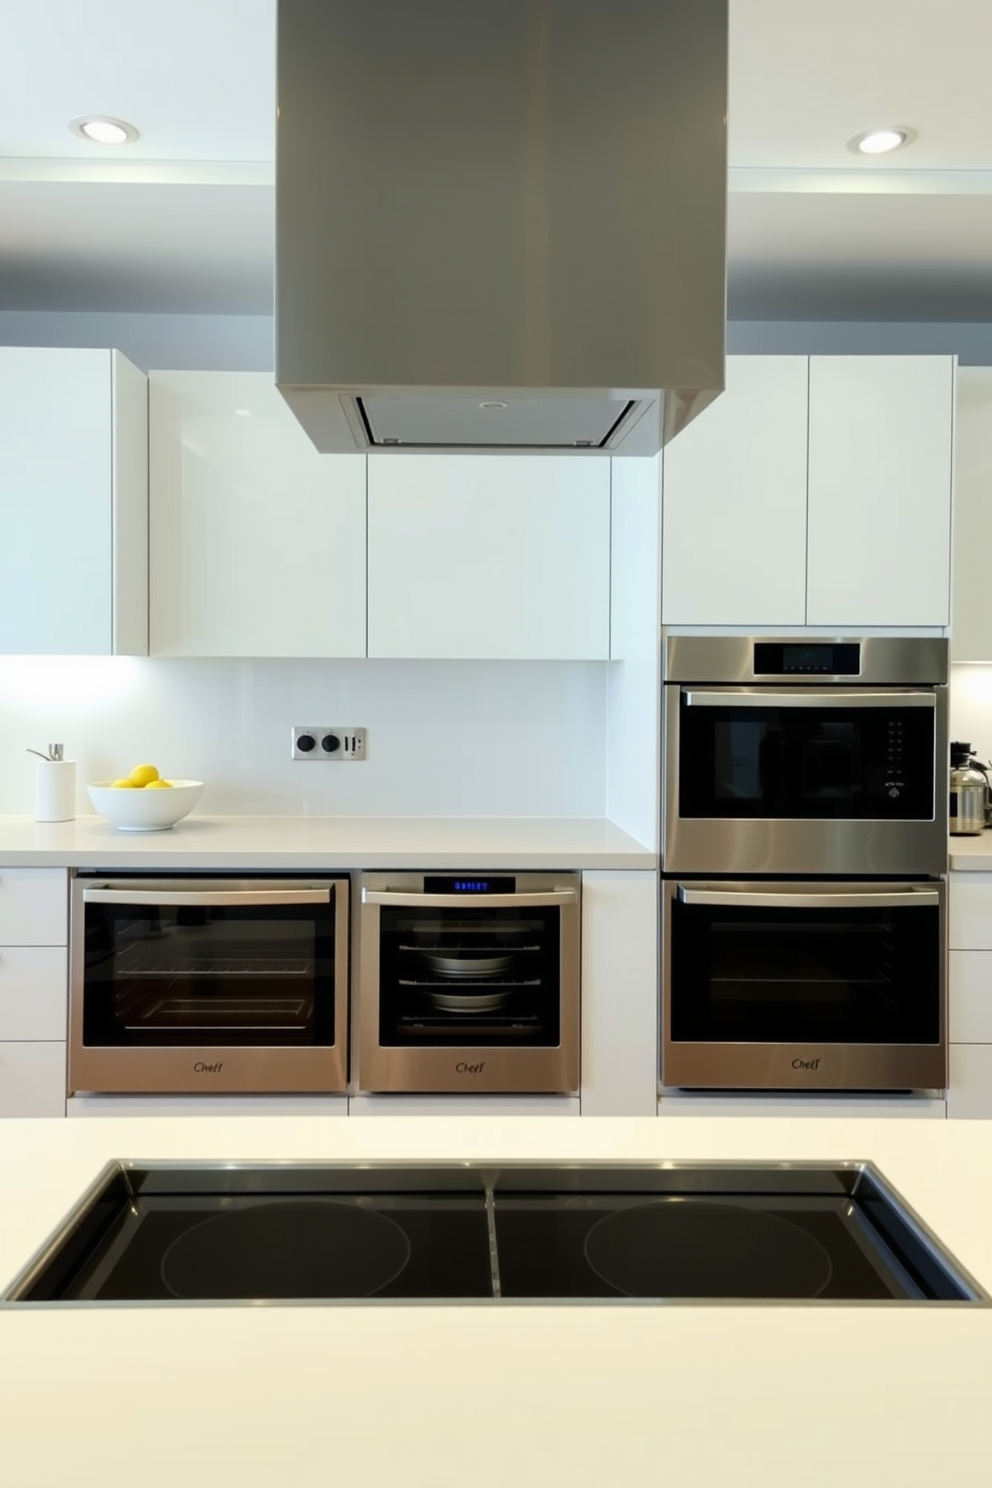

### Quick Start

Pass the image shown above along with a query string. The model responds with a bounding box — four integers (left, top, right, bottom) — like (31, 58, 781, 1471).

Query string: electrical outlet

(291, 726, 367, 761)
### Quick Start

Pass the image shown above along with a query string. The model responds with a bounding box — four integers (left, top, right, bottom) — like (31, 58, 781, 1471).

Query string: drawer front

(949, 874, 992, 949)
(949, 951, 992, 1042)
(0, 947, 67, 1040)
(0, 1041, 66, 1117)
(948, 1043, 992, 1119)
(0, 868, 68, 945)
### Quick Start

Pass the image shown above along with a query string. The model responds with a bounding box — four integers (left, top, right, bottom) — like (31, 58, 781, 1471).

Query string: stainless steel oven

(662, 878, 946, 1091)
(356, 871, 580, 1094)
(69, 873, 350, 1094)
(662, 635, 949, 876)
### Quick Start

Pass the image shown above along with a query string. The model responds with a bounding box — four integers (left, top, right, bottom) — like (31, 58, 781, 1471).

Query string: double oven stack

(660, 636, 949, 1093)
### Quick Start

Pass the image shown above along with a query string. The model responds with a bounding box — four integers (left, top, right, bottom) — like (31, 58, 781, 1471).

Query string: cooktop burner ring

(160, 1200, 413, 1300)
(583, 1199, 835, 1299)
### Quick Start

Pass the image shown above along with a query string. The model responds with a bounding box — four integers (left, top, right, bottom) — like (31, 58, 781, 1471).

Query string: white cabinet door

(950, 368, 992, 661)
(806, 356, 954, 627)
(661, 356, 808, 625)
(948, 1044, 992, 1119)
(0, 347, 147, 655)
(0, 949, 67, 1040)
(0, 868, 67, 945)
(367, 455, 610, 659)
(149, 372, 367, 657)
(0, 1042, 66, 1117)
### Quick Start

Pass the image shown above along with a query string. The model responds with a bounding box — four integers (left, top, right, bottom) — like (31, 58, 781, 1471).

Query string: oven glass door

(676, 688, 936, 822)
(80, 880, 340, 1049)
(377, 904, 562, 1049)
(668, 883, 941, 1046)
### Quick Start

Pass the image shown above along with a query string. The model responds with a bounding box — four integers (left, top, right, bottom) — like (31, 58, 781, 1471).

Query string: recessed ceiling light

(68, 115, 140, 146)
(848, 127, 916, 156)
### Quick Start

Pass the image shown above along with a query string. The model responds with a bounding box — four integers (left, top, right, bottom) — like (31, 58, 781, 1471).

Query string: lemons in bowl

(87, 766, 203, 832)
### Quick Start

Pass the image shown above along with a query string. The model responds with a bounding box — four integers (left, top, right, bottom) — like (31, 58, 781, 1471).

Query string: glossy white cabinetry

(947, 872, 992, 1117)
(0, 347, 147, 655)
(0, 868, 68, 1118)
(367, 455, 611, 659)
(67, 1095, 349, 1118)
(580, 870, 658, 1114)
(149, 371, 367, 657)
(661, 357, 809, 625)
(950, 367, 992, 660)
(0, 868, 67, 944)
(662, 354, 954, 629)
(806, 356, 954, 627)
(348, 1095, 580, 1116)
(0, 1042, 66, 1118)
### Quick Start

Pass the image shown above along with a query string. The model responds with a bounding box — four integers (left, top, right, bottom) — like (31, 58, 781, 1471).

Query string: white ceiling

(1, 0, 990, 320)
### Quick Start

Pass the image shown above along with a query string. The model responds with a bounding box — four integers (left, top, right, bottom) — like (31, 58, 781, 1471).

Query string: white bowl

(87, 780, 204, 832)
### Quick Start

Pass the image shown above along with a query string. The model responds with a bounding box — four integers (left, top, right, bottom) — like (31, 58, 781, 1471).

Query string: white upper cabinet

(950, 368, 992, 661)
(806, 356, 954, 627)
(661, 354, 954, 631)
(367, 455, 611, 659)
(0, 347, 147, 655)
(661, 356, 809, 626)
(149, 371, 366, 658)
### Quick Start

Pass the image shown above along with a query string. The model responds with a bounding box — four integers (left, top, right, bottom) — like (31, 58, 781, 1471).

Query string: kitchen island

(1, 1115, 991, 1488)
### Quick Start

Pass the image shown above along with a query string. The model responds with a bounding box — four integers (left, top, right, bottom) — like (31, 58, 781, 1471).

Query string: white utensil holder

(36, 759, 76, 822)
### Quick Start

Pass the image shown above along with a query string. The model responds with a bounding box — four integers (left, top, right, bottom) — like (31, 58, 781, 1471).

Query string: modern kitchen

(3, 2, 992, 1484)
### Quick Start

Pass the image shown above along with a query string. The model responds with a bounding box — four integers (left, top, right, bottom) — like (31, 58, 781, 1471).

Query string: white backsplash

(950, 664, 992, 767)
(0, 657, 607, 818)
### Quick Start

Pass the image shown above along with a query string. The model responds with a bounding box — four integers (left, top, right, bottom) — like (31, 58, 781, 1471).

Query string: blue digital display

(424, 876, 516, 894)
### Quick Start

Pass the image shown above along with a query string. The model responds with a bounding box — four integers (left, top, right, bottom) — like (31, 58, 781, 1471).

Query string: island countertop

(1, 1114, 991, 1488)
(0, 814, 655, 871)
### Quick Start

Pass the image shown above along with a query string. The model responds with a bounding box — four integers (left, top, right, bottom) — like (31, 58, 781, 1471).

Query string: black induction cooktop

(3, 1161, 986, 1307)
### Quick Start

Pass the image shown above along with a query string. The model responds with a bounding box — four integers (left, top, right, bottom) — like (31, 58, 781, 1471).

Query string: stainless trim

(355, 871, 580, 1094)
(83, 882, 332, 907)
(682, 688, 936, 710)
(362, 889, 577, 909)
(68, 874, 350, 1095)
(661, 877, 947, 1093)
(663, 634, 950, 686)
(678, 885, 941, 910)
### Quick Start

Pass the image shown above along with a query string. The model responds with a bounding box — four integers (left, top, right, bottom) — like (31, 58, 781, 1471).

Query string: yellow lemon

(145, 779, 173, 789)
(129, 763, 159, 787)
(110, 778, 137, 789)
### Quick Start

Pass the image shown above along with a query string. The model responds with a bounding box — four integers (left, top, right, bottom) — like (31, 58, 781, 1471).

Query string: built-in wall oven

(660, 636, 949, 1092)
(69, 873, 350, 1094)
(663, 635, 948, 877)
(357, 871, 580, 1094)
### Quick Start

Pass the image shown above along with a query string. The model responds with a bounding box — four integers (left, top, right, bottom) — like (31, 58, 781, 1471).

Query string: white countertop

(1, 1114, 991, 1488)
(949, 830, 992, 870)
(0, 814, 655, 870)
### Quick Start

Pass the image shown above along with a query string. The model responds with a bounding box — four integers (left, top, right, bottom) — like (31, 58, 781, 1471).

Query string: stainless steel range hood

(275, 0, 727, 455)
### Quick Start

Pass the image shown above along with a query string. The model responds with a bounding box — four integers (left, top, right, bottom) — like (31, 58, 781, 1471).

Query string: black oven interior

(78, 877, 343, 1050)
(669, 887, 941, 1046)
(376, 903, 563, 1049)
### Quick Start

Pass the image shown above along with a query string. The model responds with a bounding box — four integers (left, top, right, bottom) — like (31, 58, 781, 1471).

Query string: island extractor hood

(275, 0, 728, 455)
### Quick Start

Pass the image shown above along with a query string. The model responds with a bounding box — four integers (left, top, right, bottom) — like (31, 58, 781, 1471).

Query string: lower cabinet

(948, 1045, 992, 1119)
(947, 874, 992, 1117)
(0, 1042, 66, 1117)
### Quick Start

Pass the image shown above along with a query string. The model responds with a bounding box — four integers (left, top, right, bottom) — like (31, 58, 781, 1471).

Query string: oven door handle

(362, 890, 578, 909)
(677, 885, 941, 909)
(82, 885, 332, 907)
(681, 688, 936, 709)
